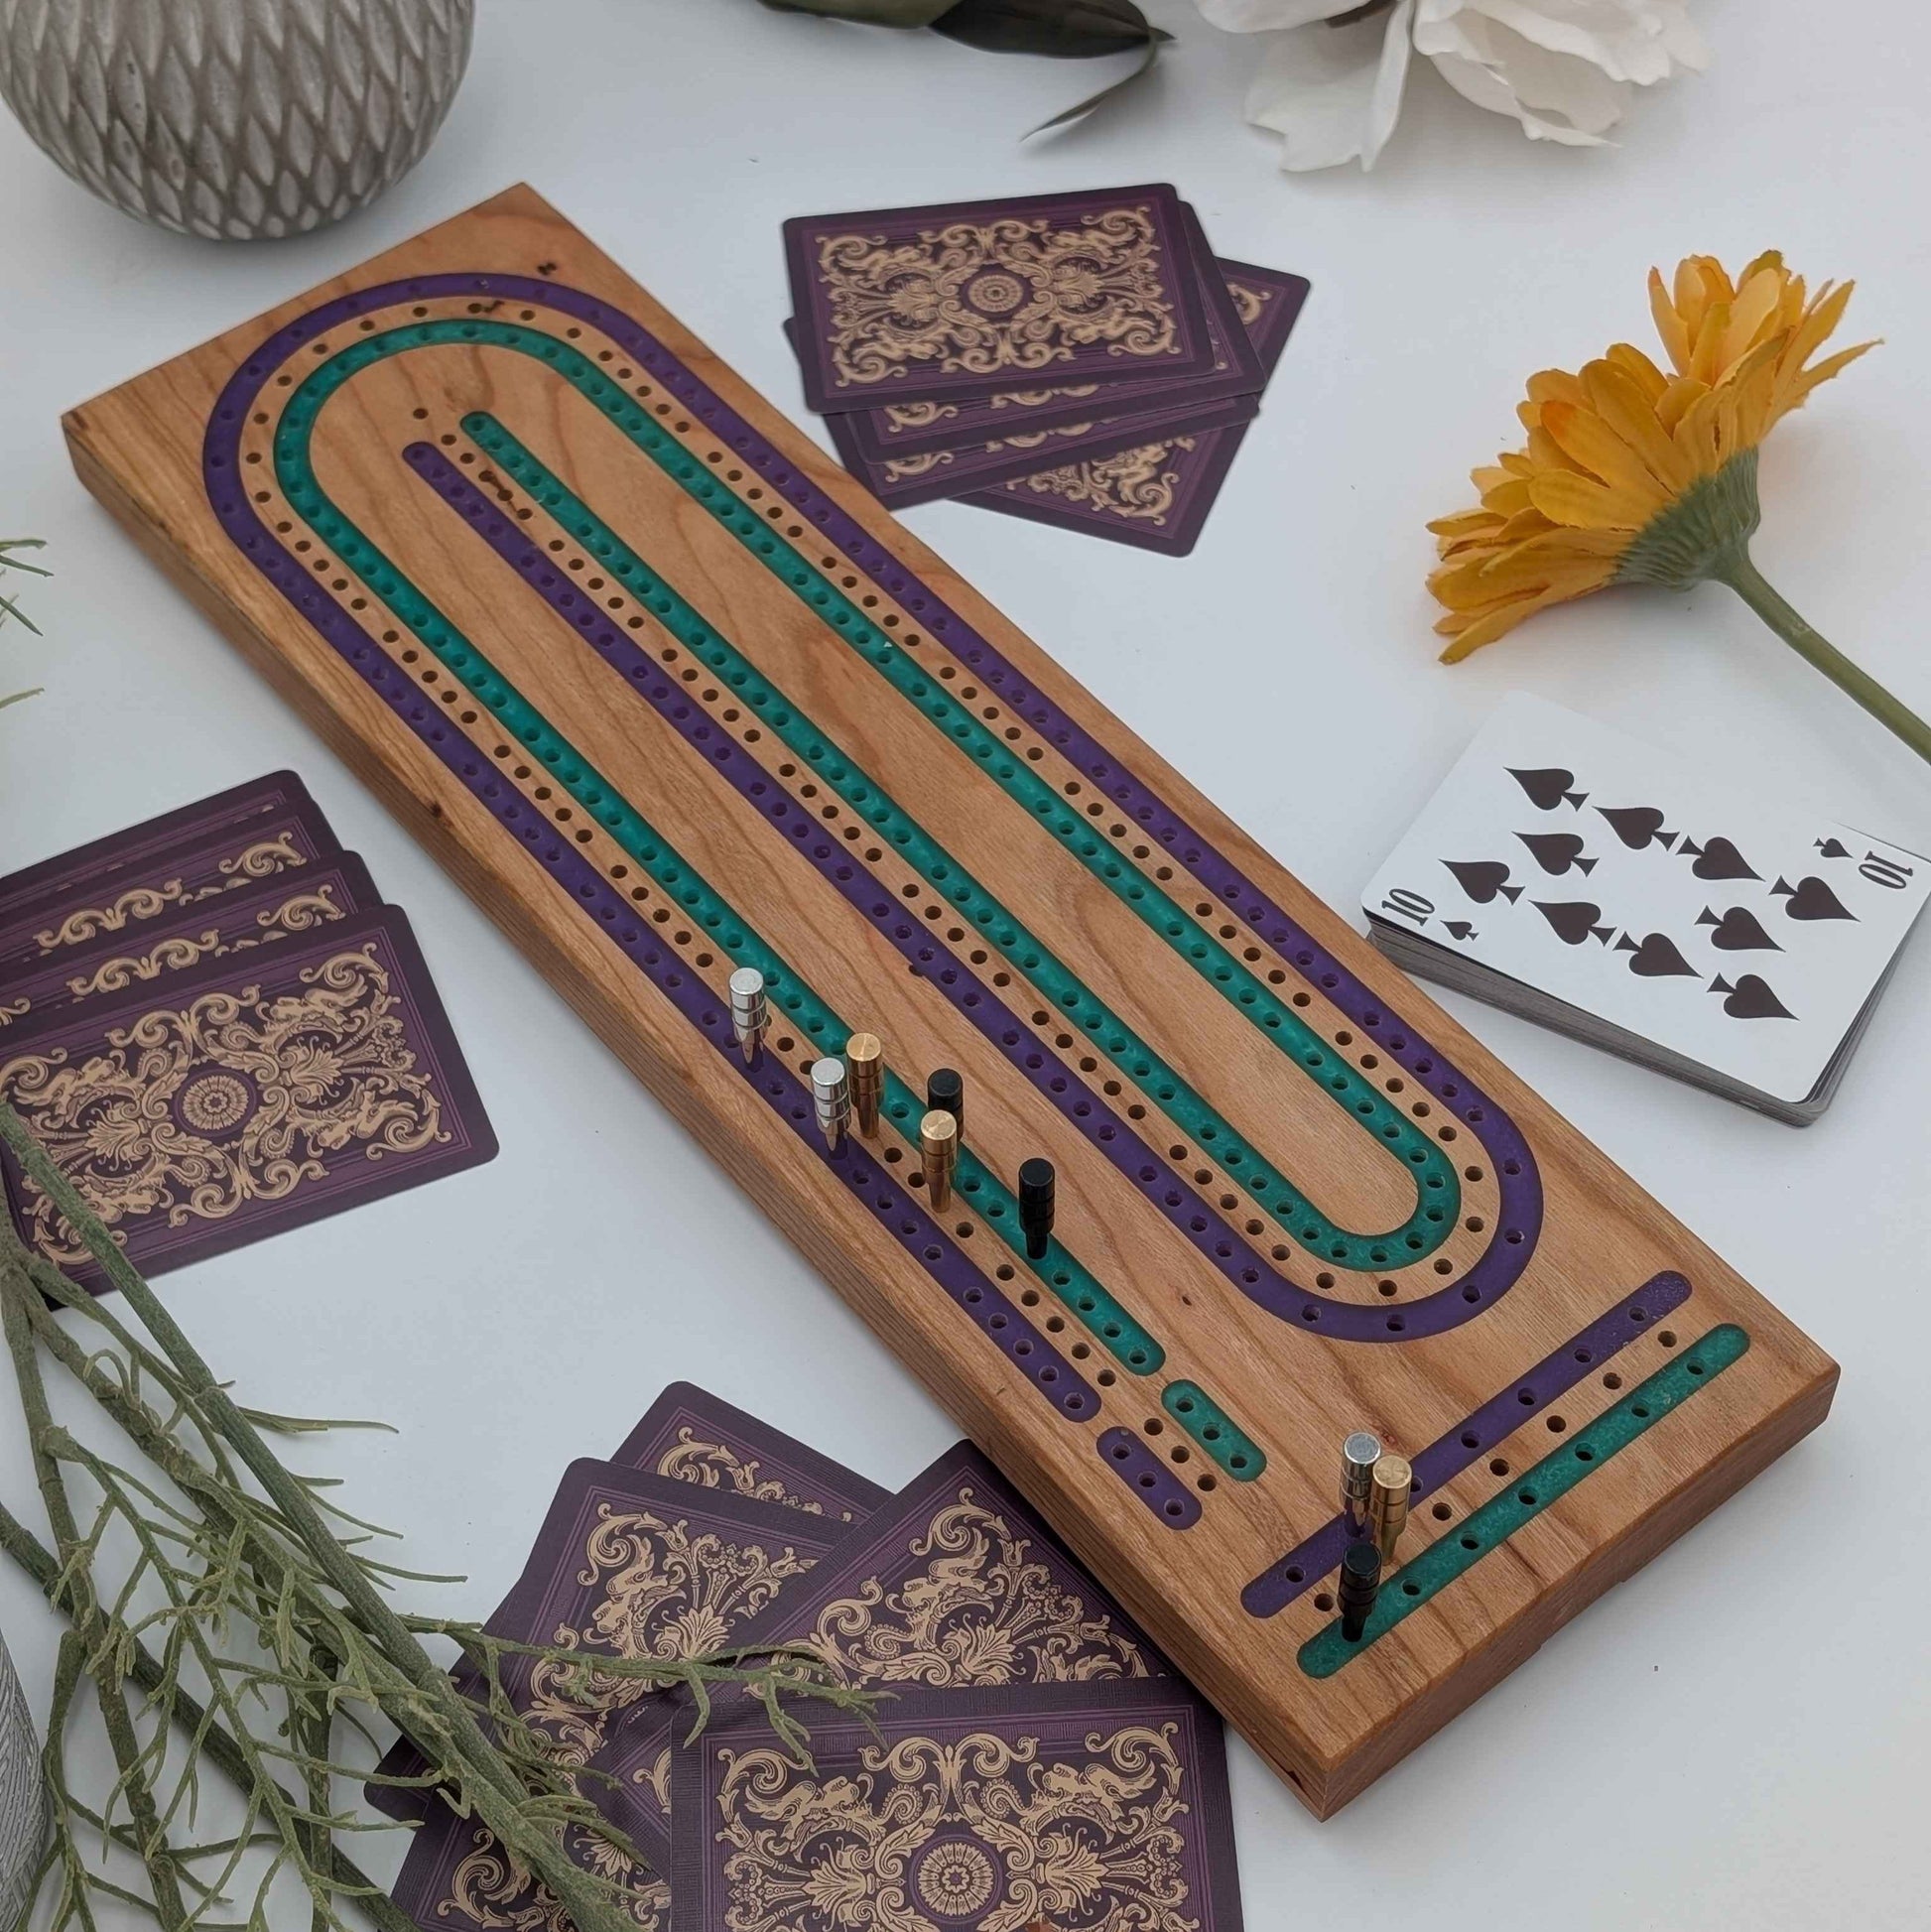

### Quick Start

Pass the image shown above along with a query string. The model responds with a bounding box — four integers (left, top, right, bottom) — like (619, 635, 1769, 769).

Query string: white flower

(1194, 0, 1709, 172)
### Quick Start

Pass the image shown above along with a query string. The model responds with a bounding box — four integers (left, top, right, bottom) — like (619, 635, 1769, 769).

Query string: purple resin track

(1241, 1272, 1692, 1615)
(203, 270, 1541, 1347)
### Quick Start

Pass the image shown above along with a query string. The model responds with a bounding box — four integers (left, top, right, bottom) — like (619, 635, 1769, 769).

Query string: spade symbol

(1534, 901, 1612, 947)
(1681, 836, 1760, 882)
(1696, 906, 1781, 952)
(1596, 805, 1677, 851)
(1509, 766, 1587, 812)
(1710, 973, 1796, 1020)
(1516, 832, 1599, 877)
(1444, 859, 1523, 905)
(1614, 932, 1698, 977)
(1772, 874, 1857, 922)
(1444, 921, 1478, 941)
(1816, 837, 1852, 859)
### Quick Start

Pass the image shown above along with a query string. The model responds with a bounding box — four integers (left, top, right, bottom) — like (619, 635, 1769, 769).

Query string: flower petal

(1539, 398, 1672, 501)
(1648, 269, 1692, 374)
(1195, 0, 1356, 30)
(1580, 358, 1693, 490)
(1526, 468, 1660, 529)
(1431, 0, 1705, 86)
(1244, 0, 1417, 171)
(1417, 11, 1630, 139)
(1606, 340, 1669, 400)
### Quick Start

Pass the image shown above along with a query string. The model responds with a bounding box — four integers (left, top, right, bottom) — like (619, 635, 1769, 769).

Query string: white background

(2, 2, 1927, 1926)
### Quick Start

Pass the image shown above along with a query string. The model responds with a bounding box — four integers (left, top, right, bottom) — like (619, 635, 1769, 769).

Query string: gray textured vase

(0, 1630, 44, 1928)
(0, 0, 474, 240)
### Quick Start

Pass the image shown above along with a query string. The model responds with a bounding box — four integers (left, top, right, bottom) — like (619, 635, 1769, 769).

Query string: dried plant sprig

(0, 1100, 876, 1932)
(2, 535, 48, 710)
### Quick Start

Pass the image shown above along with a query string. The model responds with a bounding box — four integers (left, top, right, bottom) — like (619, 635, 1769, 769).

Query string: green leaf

(757, 0, 958, 26)
(933, 0, 1170, 59)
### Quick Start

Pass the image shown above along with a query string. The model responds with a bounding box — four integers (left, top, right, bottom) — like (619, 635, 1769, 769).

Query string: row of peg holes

(422, 356, 1494, 1297)
(1139, 1413, 1221, 1495)
(437, 451, 1461, 1316)
(1302, 1318, 1687, 1613)
(249, 313, 1496, 1306)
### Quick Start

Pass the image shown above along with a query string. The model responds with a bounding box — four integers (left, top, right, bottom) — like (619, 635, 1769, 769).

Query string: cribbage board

(64, 186, 1837, 1817)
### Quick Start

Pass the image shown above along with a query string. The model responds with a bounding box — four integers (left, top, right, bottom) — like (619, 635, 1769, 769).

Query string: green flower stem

(1713, 549, 1931, 768)
(0, 1495, 414, 1932)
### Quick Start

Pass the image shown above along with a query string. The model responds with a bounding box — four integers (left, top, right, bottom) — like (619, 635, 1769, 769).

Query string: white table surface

(3, 2, 1927, 1925)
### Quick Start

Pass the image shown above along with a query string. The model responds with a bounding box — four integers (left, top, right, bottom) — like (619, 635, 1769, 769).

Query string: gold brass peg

(846, 1033, 883, 1138)
(1368, 1453, 1412, 1565)
(920, 1107, 958, 1213)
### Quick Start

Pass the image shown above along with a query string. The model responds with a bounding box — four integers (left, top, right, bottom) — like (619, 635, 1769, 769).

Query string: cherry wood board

(63, 186, 1837, 1818)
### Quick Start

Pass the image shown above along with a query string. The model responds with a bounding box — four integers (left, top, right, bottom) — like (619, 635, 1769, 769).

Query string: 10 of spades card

(1364, 693, 1930, 1122)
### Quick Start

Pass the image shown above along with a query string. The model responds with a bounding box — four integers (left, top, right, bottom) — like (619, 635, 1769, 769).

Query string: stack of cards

(380, 1383, 1242, 1932)
(782, 184, 1309, 555)
(1363, 695, 1931, 1123)
(0, 772, 496, 1287)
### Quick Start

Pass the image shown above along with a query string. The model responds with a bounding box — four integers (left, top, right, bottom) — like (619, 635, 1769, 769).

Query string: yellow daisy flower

(1428, 255, 1927, 765)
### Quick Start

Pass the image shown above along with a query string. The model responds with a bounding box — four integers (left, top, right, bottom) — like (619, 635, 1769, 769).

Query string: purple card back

(964, 260, 1311, 555)
(0, 853, 380, 1037)
(827, 385, 1261, 511)
(1, 906, 494, 1289)
(382, 1468, 853, 1929)
(715, 1440, 1172, 1688)
(0, 800, 344, 973)
(0, 770, 323, 918)
(582, 1438, 1178, 1870)
(828, 232, 1273, 464)
(610, 1380, 889, 1524)
(785, 186, 1221, 412)
(366, 1447, 859, 1823)
(389, 1807, 670, 1932)
(670, 1679, 1242, 1932)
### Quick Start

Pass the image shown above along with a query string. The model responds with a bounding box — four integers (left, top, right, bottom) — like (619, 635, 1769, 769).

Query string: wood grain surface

(63, 186, 1837, 1817)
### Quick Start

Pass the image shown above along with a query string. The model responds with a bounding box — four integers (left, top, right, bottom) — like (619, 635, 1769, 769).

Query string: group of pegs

(727, 969, 1057, 1254)
(1337, 1431, 1412, 1643)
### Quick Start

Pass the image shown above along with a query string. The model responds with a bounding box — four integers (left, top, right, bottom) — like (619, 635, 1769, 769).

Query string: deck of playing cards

(0, 772, 496, 1285)
(379, 1384, 1242, 1932)
(1364, 695, 1931, 1124)
(782, 184, 1309, 555)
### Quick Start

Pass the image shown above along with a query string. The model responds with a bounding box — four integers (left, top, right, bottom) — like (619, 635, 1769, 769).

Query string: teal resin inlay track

(458, 399, 1459, 1269)
(265, 310, 1458, 1271)
(1297, 1324, 1751, 1676)
(267, 341, 1166, 1380)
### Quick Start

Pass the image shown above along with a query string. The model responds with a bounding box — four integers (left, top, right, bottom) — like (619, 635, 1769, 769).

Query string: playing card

(820, 393, 1242, 509)
(1, 906, 495, 1288)
(0, 771, 325, 921)
(582, 1437, 1177, 1873)
(0, 854, 379, 1035)
(610, 1380, 888, 1524)
(369, 1458, 854, 1803)
(670, 1680, 1242, 1932)
(784, 186, 1223, 413)
(1362, 693, 1931, 1110)
(716, 1438, 1172, 1689)
(379, 1466, 856, 1927)
(0, 798, 343, 974)
(962, 260, 1311, 555)
(388, 1802, 670, 1932)
(819, 240, 1285, 466)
